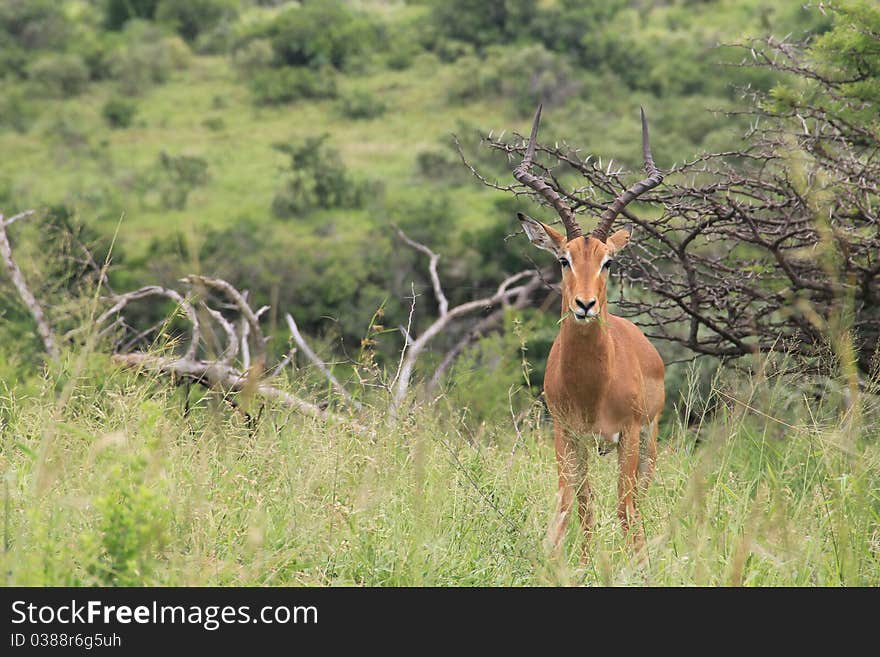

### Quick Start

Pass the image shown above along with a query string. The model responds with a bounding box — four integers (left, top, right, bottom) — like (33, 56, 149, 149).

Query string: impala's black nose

(575, 297, 596, 315)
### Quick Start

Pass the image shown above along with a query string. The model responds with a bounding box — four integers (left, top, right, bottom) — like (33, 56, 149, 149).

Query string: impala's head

(511, 104, 662, 325)
(518, 213, 630, 323)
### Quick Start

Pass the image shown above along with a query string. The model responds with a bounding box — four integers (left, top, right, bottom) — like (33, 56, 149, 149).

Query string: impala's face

(517, 212, 630, 324)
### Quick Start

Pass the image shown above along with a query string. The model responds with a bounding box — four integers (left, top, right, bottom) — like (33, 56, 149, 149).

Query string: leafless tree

(464, 37, 880, 374)
(391, 228, 546, 410)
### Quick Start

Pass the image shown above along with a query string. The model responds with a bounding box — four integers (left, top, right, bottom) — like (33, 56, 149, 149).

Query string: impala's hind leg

(638, 418, 658, 496)
(617, 422, 645, 550)
(569, 435, 594, 562)
(548, 423, 577, 553)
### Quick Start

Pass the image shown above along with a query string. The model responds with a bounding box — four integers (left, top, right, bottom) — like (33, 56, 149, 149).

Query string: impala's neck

(557, 299, 615, 385)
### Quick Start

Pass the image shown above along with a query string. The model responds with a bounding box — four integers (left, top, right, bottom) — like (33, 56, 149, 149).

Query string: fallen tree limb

(0, 210, 59, 361)
(112, 352, 362, 428)
(392, 229, 545, 410)
(285, 312, 361, 408)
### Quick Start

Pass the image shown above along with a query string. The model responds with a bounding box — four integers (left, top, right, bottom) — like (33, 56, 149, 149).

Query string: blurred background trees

(1, 0, 877, 422)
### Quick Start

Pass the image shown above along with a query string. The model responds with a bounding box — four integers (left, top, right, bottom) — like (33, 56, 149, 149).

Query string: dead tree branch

(285, 312, 360, 408)
(0, 210, 59, 361)
(111, 352, 356, 425)
(392, 228, 544, 409)
(91, 276, 360, 426)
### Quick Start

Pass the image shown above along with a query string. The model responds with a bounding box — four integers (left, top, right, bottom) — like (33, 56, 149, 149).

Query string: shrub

(108, 23, 190, 95)
(157, 152, 210, 210)
(202, 116, 225, 132)
(231, 38, 274, 77)
(250, 67, 337, 106)
(0, 0, 71, 51)
(271, 135, 365, 217)
(103, 0, 160, 30)
(136, 152, 210, 210)
(71, 31, 117, 81)
(42, 109, 90, 151)
(102, 98, 138, 129)
(415, 149, 470, 185)
(0, 46, 28, 79)
(428, 38, 475, 63)
(0, 88, 38, 133)
(27, 54, 89, 98)
(338, 90, 386, 120)
(267, 0, 379, 70)
(155, 0, 238, 43)
(80, 450, 171, 587)
(447, 45, 580, 115)
(384, 29, 421, 71)
(425, 0, 537, 50)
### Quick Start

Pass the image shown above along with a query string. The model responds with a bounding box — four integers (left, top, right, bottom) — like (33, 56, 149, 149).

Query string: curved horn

(592, 107, 663, 242)
(513, 105, 582, 241)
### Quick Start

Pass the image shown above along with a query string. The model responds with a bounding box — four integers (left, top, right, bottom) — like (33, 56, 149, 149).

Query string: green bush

(27, 53, 89, 98)
(424, 0, 537, 51)
(415, 149, 470, 185)
(425, 38, 475, 64)
(530, 0, 628, 66)
(231, 38, 274, 76)
(250, 67, 338, 106)
(448, 45, 580, 114)
(108, 23, 190, 95)
(157, 152, 209, 210)
(103, 0, 160, 30)
(384, 28, 421, 71)
(42, 109, 89, 151)
(70, 30, 116, 81)
(0, 46, 28, 78)
(0, 0, 71, 51)
(271, 135, 365, 217)
(155, 0, 238, 43)
(136, 152, 210, 210)
(79, 447, 171, 587)
(102, 98, 138, 129)
(202, 116, 225, 132)
(0, 88, 38, 133)
(267, 0, 379, 70)
(338, 90, 386, 120)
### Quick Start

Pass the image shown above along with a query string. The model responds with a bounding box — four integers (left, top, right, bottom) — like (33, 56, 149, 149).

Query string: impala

(514, 106, 665, 556)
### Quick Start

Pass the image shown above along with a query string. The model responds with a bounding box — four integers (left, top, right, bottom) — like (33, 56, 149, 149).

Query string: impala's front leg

(617, 423, 645, 550)
(548, 423, 577, 553)
(574, 441, 594, 563)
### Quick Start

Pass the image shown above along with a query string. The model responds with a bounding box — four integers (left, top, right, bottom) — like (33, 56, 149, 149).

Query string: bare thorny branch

(391, 228, 548, 412)
(459, 37, 880, 373)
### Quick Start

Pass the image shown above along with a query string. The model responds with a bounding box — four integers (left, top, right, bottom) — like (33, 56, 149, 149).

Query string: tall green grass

(2, 345, 877, 586)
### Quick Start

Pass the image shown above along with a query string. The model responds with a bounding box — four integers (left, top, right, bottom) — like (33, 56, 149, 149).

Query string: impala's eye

(602, 259, 613, 270)
(558, 257, 570, 269)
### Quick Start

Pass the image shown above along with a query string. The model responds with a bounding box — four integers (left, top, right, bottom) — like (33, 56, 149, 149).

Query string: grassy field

(3, 341, 878, 586)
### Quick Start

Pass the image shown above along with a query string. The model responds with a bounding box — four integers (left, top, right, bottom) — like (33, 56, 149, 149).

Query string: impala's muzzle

(572, 297, 598, 322)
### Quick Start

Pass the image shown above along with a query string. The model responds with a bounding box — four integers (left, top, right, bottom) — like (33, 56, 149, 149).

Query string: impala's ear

(606, 227, 631, 255)
(517, 212, 566, 257)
